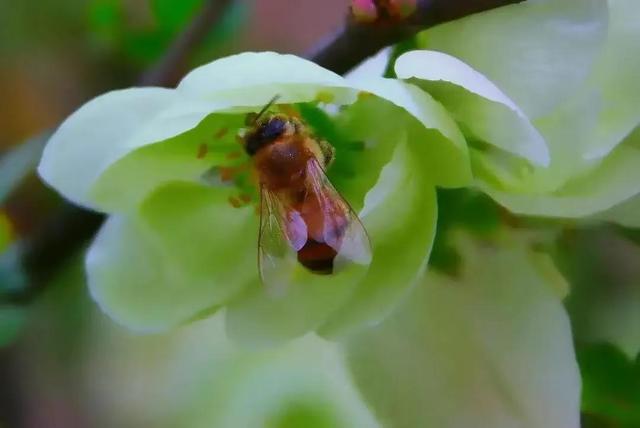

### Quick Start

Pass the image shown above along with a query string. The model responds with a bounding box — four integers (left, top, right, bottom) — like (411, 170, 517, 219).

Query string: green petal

(594, 194, 640, 228)
(224, 269, 367, 347)
(481, 143, 640, 218)
(40, 53, 360, 212)
(87, 182, 257, 332)
(90, 112, 246, 211)
(346, 77, 471, 187)
(38, 88, 186, 210)
(178, 51, 356, 107)
(395, 50, 549, 166)
(347, 233, 580, 428)
(420, 0, 607, 119)
(473, 90, 601, 195)
(319, 142, 437, 338)
(582, 0, 640, 159)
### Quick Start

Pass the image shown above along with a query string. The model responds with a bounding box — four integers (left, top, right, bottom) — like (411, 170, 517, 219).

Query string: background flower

(412, 0, 640, 220)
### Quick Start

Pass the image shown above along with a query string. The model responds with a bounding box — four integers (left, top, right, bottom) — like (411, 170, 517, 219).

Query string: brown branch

(309, 0, 523, 74)
(4, 0, 523, 303)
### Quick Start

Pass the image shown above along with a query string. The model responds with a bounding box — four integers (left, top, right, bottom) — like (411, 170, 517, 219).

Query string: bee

(243, 97, 371, 288)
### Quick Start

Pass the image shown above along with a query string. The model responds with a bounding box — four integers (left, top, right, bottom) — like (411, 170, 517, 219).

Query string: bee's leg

(318, 140, 336, 169)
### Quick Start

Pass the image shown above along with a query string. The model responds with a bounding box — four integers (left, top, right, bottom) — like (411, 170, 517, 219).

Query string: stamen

(228, 196, 243, 208)
(196, 144, 208, 159)
(226, 151, 242, 160)
(214, 127, 229, 139)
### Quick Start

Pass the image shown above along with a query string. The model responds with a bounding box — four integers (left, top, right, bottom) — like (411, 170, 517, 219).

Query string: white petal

(396, 50, 549, 166)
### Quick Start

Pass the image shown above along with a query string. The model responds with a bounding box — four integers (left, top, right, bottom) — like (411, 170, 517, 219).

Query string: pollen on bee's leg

(226, 151, 242, 160)
(196, 143, 209, 159)
(239, 194, 252, 204)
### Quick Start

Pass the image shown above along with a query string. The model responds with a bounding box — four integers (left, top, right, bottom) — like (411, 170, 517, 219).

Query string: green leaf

(420, 0, 607, 119)
(86, 182, 257, 332)
(347, 232, 580, 428)
(395, 50, 549, 166)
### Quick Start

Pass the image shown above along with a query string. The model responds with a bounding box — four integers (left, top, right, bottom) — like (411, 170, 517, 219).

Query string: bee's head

(244, 114, 300, 156)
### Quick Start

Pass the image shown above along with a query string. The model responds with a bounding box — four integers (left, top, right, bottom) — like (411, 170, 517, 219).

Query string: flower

(39, 51, 479, 344)
(407, 0, 640, 220)
(347, 230, 580, 428)
(339, 1, 640, 426)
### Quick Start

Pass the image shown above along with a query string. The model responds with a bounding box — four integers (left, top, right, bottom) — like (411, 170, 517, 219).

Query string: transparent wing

(257, 158, 372, 295)
(303, 158, 372, 271)
(258, 185, 307, 296)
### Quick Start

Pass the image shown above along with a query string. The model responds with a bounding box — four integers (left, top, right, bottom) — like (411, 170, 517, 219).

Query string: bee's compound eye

(262, 118, 287, 139)
(244, 118, 288, 156)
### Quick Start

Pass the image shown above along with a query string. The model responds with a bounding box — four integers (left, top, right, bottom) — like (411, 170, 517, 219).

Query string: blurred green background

(1, 1, 639, 427)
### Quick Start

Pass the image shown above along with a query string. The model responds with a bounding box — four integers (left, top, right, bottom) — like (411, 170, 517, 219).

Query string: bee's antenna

(250, 95, 281, 125)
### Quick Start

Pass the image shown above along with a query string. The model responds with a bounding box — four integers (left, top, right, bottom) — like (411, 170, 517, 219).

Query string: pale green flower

(347, 231, 580, 428)
(38, 51, 483, 343)
(406, 0, 640, 220)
